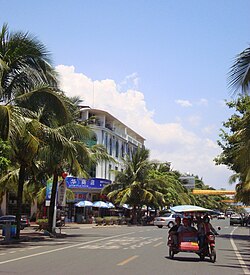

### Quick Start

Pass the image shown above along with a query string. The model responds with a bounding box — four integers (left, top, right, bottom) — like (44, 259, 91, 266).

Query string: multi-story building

(64, 107, 145, 222)
(79, 106, 145, 181)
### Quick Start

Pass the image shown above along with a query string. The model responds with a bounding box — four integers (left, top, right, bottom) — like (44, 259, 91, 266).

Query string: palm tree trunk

(132, 205, 137, 225)
(48, 171, 58, 233)
(16, 165, 26, 239)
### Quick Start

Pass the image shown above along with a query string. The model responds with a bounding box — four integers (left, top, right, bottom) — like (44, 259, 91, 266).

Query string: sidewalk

(0, 222, 122, 245)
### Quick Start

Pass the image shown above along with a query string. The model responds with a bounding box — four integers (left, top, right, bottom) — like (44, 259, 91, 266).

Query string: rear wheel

(157, 225, 163, 228)
(169, 248, 174, 259)
(210, 248, 216, 263)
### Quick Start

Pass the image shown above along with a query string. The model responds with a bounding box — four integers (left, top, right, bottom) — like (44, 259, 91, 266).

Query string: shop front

(65, 177, 111, 223)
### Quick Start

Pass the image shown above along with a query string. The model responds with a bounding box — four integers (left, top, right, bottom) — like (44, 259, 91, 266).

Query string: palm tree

(102, 147, 165, 224)
(0, 23, 58, 103)
(0, 24, 69, 238)
(228, 46, 250, 94)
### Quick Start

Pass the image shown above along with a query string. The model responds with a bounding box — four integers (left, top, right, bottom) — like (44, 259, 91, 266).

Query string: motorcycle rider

(198, 214, 218, 249)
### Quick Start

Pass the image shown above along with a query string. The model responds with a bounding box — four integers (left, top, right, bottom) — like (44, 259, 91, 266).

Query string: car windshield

(162, 213, 171, 217)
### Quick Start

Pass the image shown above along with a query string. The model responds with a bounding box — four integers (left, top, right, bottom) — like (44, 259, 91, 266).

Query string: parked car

(21, 215, 30, 227)
(230, 214, 243, 226)
(154, 213, 183, 228)
(217, 213, 225, 220)
(0, 215, 28, 230)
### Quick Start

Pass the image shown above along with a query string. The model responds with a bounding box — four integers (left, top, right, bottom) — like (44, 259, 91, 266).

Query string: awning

(170, 205, 214, 213)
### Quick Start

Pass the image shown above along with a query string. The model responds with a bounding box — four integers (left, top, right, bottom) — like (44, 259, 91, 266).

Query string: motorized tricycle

(168, 231, 217, 263)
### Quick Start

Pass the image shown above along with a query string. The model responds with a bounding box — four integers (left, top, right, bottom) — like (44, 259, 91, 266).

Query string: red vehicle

(199, 233, 217, 262)
(168, 231, 217, 263)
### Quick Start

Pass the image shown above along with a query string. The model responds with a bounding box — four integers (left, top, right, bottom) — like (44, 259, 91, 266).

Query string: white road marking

(28, 246, 42, 250)
(230, 227, 250, 275)
(9, 251, 16, 254)
(153, 241, 163, 247)
(0, 231, 135, 266)
(79, 236, 162, 250)
(0, 253, 6, 256)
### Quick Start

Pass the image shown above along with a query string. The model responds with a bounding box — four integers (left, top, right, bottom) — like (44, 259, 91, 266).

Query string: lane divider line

(117, 255, 139, 266)
(230, 227, 250, 275)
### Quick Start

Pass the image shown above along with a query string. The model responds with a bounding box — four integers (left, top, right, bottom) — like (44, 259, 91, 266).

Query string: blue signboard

(87, 178, 111, 189)
(65, 177, 87, 188)
(45, 180, 52, 200)
(66, 177, 111, 189)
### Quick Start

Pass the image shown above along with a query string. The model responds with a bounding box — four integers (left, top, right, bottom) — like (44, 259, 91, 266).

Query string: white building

(80, 107, 145, 182)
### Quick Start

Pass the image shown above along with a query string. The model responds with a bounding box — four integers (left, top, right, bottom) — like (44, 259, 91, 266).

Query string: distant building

(179, 176, 195, 190)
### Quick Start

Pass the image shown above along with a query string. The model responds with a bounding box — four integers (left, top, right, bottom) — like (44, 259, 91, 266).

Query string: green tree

(215, 95, 250, 204)
(102, 147, 165, 224)
(0, 138, 10, 175)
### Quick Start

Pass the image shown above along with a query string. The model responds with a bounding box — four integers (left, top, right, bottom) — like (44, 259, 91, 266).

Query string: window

(115, 140, 119, 158)
(121, 144, 124, 158)
(105, 133, 108, 149)
(109, 138, 112, 155)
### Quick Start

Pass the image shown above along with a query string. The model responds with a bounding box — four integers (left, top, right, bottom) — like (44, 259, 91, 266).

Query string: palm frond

(228, 46, 250, 94)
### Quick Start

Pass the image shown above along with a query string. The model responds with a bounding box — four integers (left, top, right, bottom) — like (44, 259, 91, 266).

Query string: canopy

(93, 201, 109, 208)
(75, 200, 93, 207)
(121, 204, 132, 209)
(106, 202, 115, 208)
(170, 205, 214, 213)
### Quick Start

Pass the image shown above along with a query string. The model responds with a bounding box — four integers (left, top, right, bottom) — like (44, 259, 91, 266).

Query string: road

(0, 219, 249, 275)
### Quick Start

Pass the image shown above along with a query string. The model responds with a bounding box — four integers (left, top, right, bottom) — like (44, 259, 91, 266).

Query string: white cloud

(56, 65, 233, 189)
(175, 99, 192, 107)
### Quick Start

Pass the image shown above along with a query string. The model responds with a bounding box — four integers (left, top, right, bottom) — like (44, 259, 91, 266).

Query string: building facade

(80, 107, 145, 181)
(62, 107, 146, 222)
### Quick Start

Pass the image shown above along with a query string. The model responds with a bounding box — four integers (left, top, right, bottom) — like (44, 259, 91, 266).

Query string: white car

(153, 213, 183, 228)
(217, 213, 225, 219)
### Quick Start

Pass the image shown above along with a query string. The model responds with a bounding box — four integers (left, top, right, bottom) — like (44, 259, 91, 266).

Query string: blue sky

(2, 0, 250, 189)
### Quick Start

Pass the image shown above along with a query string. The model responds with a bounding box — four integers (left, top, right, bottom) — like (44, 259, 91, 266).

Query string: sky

(1, 0, 250, 190)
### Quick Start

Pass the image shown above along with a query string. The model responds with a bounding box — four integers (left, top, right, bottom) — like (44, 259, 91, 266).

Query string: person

(168, 216, 182, 245)
(198, 214, 218, 249)
(177, 217, 197, 233)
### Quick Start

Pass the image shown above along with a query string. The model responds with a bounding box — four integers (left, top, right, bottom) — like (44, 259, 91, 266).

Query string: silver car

(153, 213, 183, 228)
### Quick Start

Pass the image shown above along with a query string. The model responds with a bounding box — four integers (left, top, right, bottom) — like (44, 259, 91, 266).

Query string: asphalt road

(0, 219, 249, 275)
